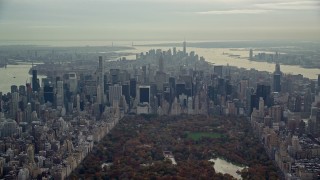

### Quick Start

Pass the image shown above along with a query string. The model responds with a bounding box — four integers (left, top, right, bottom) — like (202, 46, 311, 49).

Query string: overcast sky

(0, 0, 319, 41)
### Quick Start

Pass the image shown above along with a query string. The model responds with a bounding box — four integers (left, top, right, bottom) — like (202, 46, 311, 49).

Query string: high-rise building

(27, 144, 35, 165)
(11, 92, 19, 119)
(159, 55, 164, 73)
(270, 105, 281, 122)
(110, 69, 120, 85)
(183, 40, 186, 55)
(130, 78, 137, 99)
(11, 85, 18, 94)
(26, 102, 32, 123)
(56, 80, 64, 107)
(76, 94, 81, 112)
(273, 74, 281, 92)
(214, 66, 223, 77)
(0, 118, 17, 137)
(43, 85, 54, 103)
(18, 85, 26, 96)
(97, 56, 105, 103)
(259, 97, 265, 117)
(169, 77, 176, 101)
(239, 79, 249, 101)
(109, 84, 122, 106)
(0, 92, 2, 113)
(142, 65, 147, 83)
(275, 63, 281, 74)
(97, 85, 102, 104)
(250, 94, 258, 114)
(176, 83, 186, 97)
(249, 49, 253, 60)
(256, 84, 271, 107)
(122, 84, 130, 105)
(32, 70, 39, 92)
(173, 47, 177, 55)
(139, 85, 150, 104)
(68, 73, 77, 94)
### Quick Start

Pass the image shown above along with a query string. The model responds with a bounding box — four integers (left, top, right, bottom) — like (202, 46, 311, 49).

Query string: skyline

(0, 0, 320, 41)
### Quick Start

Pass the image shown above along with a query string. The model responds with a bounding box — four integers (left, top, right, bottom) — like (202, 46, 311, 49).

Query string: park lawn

(187, 132, 223, 141)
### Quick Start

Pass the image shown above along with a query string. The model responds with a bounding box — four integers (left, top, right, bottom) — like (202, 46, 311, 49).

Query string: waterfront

(1, 40, 319, 79)
(0, 64, 45, 93)
(124, 46, 319, 79)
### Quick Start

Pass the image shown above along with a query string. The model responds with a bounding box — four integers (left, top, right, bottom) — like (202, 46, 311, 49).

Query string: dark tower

(273, 74, 281, 92)
(130, 78, 137, 99)
(139, 86, 150, 104)
(32, 70, 39, 92)
(122, 84, 130, 105)
(43, 85, 54, 103)
(256, 84, 271, 107)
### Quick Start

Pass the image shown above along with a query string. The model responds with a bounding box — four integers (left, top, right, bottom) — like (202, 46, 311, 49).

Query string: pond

(209, 158, 246, 179)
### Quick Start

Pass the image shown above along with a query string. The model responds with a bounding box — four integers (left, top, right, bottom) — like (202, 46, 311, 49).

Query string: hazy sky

(0, 0, 319, 41)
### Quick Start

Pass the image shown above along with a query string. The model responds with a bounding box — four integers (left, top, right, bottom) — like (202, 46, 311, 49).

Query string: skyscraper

(32, 70, 39, 92)
(173, 47, 177, 55)
(239, 79, 249, 101)
(68, 73, 77, 93)
(97, 56, 105, 104)
(142, 65, 147, 83)
(18, 85, 26, 96)
(273, 74, 281, 92)
(11, 92, 19, 119)
(259, 97, 265, 117)
(43, 85, 54, 103)
(256, 84, 271, 106)
(183, 40, 186, 55)
(249, 49, 253, 60)
(56, 80, 64, 107)
(139, 86, 150, 104)
(109, 84, 122, 106)
(158, 55, 164, 73)
(176, 83, 186, 97)
(275, 63, 281, 74)
(130, 78, 137, 99)
(122, 84, 130, 105)
(11, 85, 18, 94)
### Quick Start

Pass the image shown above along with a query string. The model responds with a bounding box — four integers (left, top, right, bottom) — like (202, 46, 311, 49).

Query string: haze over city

(0, 0, 320, 41)
(0, 0, 320, 179)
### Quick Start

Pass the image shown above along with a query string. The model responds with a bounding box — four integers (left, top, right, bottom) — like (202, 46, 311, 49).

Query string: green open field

(187, 132, 223, 141)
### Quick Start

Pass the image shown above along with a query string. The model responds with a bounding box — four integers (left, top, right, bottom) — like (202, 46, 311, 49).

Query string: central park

(70, 114, 280, 179)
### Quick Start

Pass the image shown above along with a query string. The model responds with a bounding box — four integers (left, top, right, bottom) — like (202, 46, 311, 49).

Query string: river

(0, 64, 45, 94)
